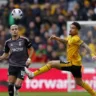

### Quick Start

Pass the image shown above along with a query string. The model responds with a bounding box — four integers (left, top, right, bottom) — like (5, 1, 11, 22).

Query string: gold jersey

(67, 35, 83, 66)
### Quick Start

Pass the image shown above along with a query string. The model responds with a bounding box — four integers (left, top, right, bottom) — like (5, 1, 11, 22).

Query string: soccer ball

(11, 8, 23, 19)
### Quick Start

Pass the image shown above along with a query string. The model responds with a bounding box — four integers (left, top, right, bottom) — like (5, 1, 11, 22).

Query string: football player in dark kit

(0, 25, 34, 96)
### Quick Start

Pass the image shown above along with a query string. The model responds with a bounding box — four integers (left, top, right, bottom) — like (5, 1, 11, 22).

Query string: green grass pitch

(0, 92, 90, 96)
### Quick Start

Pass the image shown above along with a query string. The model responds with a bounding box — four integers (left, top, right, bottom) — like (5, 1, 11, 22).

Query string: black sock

(8, 83, 14, 96)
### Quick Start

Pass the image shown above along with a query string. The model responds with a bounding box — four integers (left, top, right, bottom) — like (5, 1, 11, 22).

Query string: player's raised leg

(25, 60, 69, 79)
(25, 60, 61, 78)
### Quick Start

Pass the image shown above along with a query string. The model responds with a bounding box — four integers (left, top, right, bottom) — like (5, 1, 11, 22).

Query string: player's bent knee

(15, 84, 21, 90)
(47, 61, 55, 68)
(8, 82, 14, 87)
(47, 61, 53, 66)
(48, 61, 59, 68)
(48, 61, 53, 64)
(75, 80, 82, 86)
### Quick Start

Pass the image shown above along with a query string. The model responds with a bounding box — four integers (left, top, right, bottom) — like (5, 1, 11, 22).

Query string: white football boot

(25, 67, 34, 79)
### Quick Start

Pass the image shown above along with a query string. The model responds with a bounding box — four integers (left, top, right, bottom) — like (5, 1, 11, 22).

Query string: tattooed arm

(81, 42, 96, 60)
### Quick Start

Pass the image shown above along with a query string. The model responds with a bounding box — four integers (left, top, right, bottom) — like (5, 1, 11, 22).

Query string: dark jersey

(4, 36, 32, 67)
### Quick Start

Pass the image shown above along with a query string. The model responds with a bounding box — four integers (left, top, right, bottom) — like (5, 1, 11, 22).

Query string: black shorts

(8, 66, 25, 80)
(60, 61, 82, 78)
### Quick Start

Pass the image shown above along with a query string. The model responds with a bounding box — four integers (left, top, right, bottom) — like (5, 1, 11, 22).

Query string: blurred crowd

(0, 0, 96, 63)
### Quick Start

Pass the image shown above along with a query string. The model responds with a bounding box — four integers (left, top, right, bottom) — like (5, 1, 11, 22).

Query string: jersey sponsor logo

(10, 43, 13, 46)
(12, 47, 24, 52)
(19, 42, 22, 46)
(19, 41, 23, 46)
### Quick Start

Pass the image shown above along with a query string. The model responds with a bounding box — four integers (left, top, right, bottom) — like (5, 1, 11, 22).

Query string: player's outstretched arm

(0, 53, 9, 61)
(49, 35, 67, 44)
(28, 47, 34, 59)
(81, 42, 96, 60)
(26, 47, 34, 67)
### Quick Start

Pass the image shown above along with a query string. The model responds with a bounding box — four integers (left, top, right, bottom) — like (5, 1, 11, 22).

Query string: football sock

(81, 81, 96, 95)
(34, 64, 51, 76)
(8, 83, 14, 96)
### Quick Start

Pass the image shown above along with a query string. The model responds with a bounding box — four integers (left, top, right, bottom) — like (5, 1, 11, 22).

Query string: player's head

(10, 24, 19, 37)
(69, 22, 81, 36)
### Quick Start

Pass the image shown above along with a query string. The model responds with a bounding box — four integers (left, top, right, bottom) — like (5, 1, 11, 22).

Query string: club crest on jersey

(19, 42, 22, 46)
(10, 43, 13, 46)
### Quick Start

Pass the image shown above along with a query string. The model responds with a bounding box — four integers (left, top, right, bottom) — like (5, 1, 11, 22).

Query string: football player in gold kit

(25, 22, 96, 96)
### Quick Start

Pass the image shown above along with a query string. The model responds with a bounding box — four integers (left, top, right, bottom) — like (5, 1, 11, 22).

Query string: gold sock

(34, 64, 51, 76)
(81, 82, 96, 95)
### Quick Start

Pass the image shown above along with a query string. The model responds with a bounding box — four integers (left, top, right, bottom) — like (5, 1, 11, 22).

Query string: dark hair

(71, 22, 81, 30)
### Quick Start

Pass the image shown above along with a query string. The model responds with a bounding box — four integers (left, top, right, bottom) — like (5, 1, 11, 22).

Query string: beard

(69, 30, 77, 36)
(69, 30, 72, 35)
(12, 34, 18, 37)
(69, 32, 71, 35)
